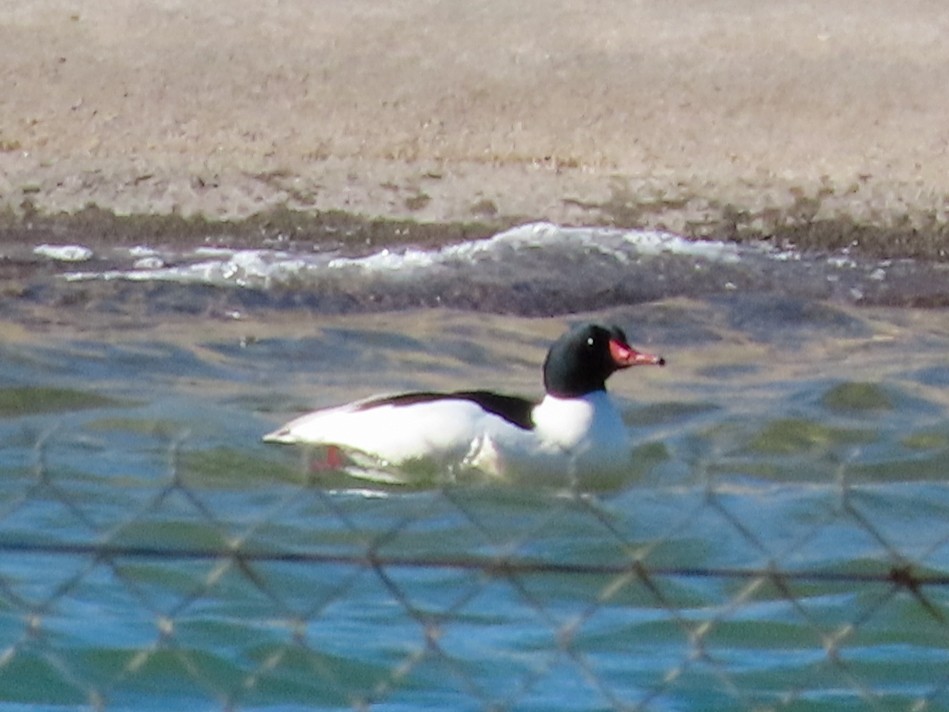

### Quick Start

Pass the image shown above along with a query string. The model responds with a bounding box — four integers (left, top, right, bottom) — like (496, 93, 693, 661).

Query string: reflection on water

(0, 297, 947, 710)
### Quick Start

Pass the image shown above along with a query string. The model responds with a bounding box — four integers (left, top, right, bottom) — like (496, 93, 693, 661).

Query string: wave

(31, 222, 949, 314)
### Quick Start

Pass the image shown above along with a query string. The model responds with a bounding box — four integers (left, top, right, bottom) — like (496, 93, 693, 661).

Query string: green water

(0, 298, 947, 711)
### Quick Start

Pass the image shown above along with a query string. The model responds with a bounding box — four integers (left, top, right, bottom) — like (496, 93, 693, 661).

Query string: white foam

(325, 223, 545, 271)
(62, 222, 797, 287)
(617, 230, 744, 262)
(328, 248, 438, 271)
(128, 246, 159, 257)
(325, 222, 747, 273)
(133, 256, 165, 270)
(34, 244, 93, 262)
(68, 249, 312, 288)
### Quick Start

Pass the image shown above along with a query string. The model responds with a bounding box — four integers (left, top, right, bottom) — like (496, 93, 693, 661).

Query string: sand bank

(2, 0, 948, 256)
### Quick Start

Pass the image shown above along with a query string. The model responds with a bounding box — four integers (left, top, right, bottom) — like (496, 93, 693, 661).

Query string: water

(8, 222, 949, 319)
(0, 223, 948, 710)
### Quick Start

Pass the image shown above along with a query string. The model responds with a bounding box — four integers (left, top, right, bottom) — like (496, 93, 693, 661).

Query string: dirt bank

(2, 0, 948, 257)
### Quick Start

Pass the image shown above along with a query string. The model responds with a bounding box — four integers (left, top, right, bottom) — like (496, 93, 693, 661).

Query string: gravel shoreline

(3, 1, 949, 259)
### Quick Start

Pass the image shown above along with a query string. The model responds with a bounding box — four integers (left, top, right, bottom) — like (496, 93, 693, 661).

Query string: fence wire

(1, 430, 948, 712)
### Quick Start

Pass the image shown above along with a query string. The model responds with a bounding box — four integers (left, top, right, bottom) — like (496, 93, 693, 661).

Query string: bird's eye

(587, 337, 594, 346)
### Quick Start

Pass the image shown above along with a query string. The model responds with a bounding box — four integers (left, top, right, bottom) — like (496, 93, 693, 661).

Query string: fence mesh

(1, 428, 948, 711)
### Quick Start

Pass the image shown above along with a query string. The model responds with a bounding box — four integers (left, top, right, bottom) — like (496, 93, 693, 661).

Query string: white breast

(494, 392, 633, 481)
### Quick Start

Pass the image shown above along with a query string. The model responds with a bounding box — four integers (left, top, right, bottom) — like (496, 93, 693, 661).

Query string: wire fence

(1, 431, 948, 711)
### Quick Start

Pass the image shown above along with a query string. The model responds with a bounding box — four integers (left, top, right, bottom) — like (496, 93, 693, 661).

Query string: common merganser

(264, 323, 665, 483)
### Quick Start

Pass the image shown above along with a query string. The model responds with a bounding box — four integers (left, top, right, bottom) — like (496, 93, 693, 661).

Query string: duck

(263, 323, 665, 484)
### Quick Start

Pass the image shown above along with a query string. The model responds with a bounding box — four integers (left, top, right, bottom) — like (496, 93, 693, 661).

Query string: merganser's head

(543, 323, 665, 398)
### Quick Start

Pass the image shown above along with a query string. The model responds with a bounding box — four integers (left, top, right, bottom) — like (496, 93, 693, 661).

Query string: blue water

(0, 287, 948, 709)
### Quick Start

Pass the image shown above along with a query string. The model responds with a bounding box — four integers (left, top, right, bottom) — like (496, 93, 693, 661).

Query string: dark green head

(543, 323, 665, 398)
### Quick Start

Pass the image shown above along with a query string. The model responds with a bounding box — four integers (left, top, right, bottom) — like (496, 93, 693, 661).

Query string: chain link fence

(1, 428, 948, 711)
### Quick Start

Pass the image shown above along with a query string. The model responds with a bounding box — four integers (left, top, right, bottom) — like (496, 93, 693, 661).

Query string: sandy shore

(2, 0, 949, 256)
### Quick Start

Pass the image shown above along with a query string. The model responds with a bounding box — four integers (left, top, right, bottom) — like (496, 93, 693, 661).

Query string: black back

(355, 390, 536, 430)
(351, 323, 631, 429)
